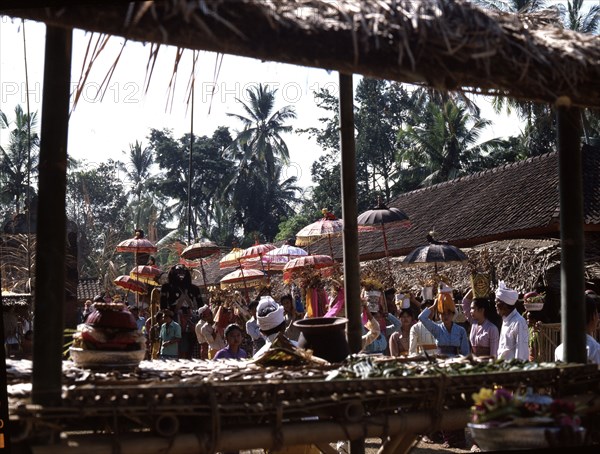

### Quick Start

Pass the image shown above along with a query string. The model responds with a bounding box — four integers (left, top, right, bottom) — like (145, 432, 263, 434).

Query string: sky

(0, 13, 524, 190)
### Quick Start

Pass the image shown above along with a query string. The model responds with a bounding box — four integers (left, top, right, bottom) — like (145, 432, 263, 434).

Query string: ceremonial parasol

(129, 265, 161, 285)
(241, 244, 308, 271)
(401, 234, 468, 272)
(282, 254, 336, 282)
(357, 200, 411, 272)
(115, 229, 158, 266)
(220, 269, 267, 290)
(266, 244, 308, 260)
(240, 241, 276, 272)
(219, 248, 245, 269)
(181, 239, 221, 287)
(241, 254, 288, 271)
(114, 275, 147, 295)
(295, 210, 343, 257)
(181, 240, 221, 260)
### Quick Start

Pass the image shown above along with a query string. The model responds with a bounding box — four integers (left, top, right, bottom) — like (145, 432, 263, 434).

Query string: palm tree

(0, 105, 39, 217)
(226, 84, 297, 186)
(399, 100, 503, 186)
(119, 140, 154, 229)
(473, 0, 547, 14)
(563, 0, 600, 33)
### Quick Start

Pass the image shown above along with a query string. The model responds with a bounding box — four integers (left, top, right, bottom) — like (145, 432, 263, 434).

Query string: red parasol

(357, 200, 411, 272)
(181, 240, 221, 260)
(282, 254, 336, 283)
(295, 210, 343, 257)
(220, 269, 267, 290)
(114, 275, 148, 295)
(240, 242, 276, 272)
(115, 237, 157, 254)
(129, 265, 161, 285)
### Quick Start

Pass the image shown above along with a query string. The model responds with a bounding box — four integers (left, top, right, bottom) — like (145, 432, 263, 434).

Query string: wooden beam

(32, 25, 72, 406)
(557, 105, 587, 363)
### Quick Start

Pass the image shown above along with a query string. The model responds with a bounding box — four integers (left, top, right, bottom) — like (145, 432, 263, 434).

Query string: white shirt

(497, 309, 529, 360)
(555, 334, 600, 364)
(409, 321, 438, 356)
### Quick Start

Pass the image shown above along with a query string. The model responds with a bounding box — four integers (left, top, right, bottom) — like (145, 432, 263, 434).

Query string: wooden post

(557, 105, 587, 363)
(32, 25, 72, 406)
(338, 72, 364, 454)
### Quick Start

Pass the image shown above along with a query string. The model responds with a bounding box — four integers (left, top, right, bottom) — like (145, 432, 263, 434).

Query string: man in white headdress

(495, 281, 528, 360)
(253, 295, 298, 358)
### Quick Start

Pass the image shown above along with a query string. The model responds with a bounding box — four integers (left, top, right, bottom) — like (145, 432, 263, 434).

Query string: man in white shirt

(495, 281, 529, 360)
(555, 295, 600, 363)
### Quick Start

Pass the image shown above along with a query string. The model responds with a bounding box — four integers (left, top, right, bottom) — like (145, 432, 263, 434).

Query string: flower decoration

(471, 388, 581, 428)
(360, 276, 383, 291)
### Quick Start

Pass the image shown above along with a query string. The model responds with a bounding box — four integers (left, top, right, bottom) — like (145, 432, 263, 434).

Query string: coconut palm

(473, 0, 547, 14)
(226, 84, 297, 186)
(563, 0, 600, 33)
(0, 105, 39, 217)
(399, 100, 504, 186)
(119, 140, 154, 228)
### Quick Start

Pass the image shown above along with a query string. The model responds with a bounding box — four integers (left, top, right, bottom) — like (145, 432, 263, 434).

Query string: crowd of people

(71, 263, 600, 367)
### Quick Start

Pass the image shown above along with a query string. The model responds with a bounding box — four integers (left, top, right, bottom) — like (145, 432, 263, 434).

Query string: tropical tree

(0, 105, 39, 220)
(563, 0, 600, 33)
(473, 0, 548, 14)
(399, 99, 505, 186)
(226, 83, 297, 187)
(118, 140, 154, 229)
(148, 127, 234, 241)
(66, 160, 131, 277)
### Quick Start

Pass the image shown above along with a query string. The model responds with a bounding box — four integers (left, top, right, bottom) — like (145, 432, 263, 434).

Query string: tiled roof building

(312, 145, 600, 261)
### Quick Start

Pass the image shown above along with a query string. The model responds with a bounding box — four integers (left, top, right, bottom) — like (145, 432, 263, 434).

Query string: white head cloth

(257, 296, 285, 331)
(495, 281, 518, 305)
(439, 282, 453, 293)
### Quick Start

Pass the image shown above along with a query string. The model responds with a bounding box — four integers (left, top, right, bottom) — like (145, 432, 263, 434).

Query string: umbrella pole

(239, 262, 250, 301)
(382, 223, 391, 274)
(328, 235, 334, 258)
(199, 260, 208, 288)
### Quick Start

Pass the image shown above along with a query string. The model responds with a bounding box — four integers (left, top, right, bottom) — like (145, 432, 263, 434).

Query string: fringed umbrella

(266, 244, 308, 260)
(114, 275, 147, 295)
(220, 269, 267, 290)
(241, 254, 288, 272)
(181, 239, 221, 287)
(402, 234, 468, 273)
(129, 265, 161, 285)
(181, 240, 221, 260)
(240, 241, 276, 272)
(219, 248, 245, 269)
(357, 200, 411, 272)
(115, 229, 157, 258)
(282, 254, 336, 282)
(295, 209, 343, 257)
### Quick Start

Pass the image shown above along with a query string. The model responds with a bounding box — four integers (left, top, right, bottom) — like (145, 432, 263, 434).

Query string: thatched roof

(5, 0, 600, 108)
